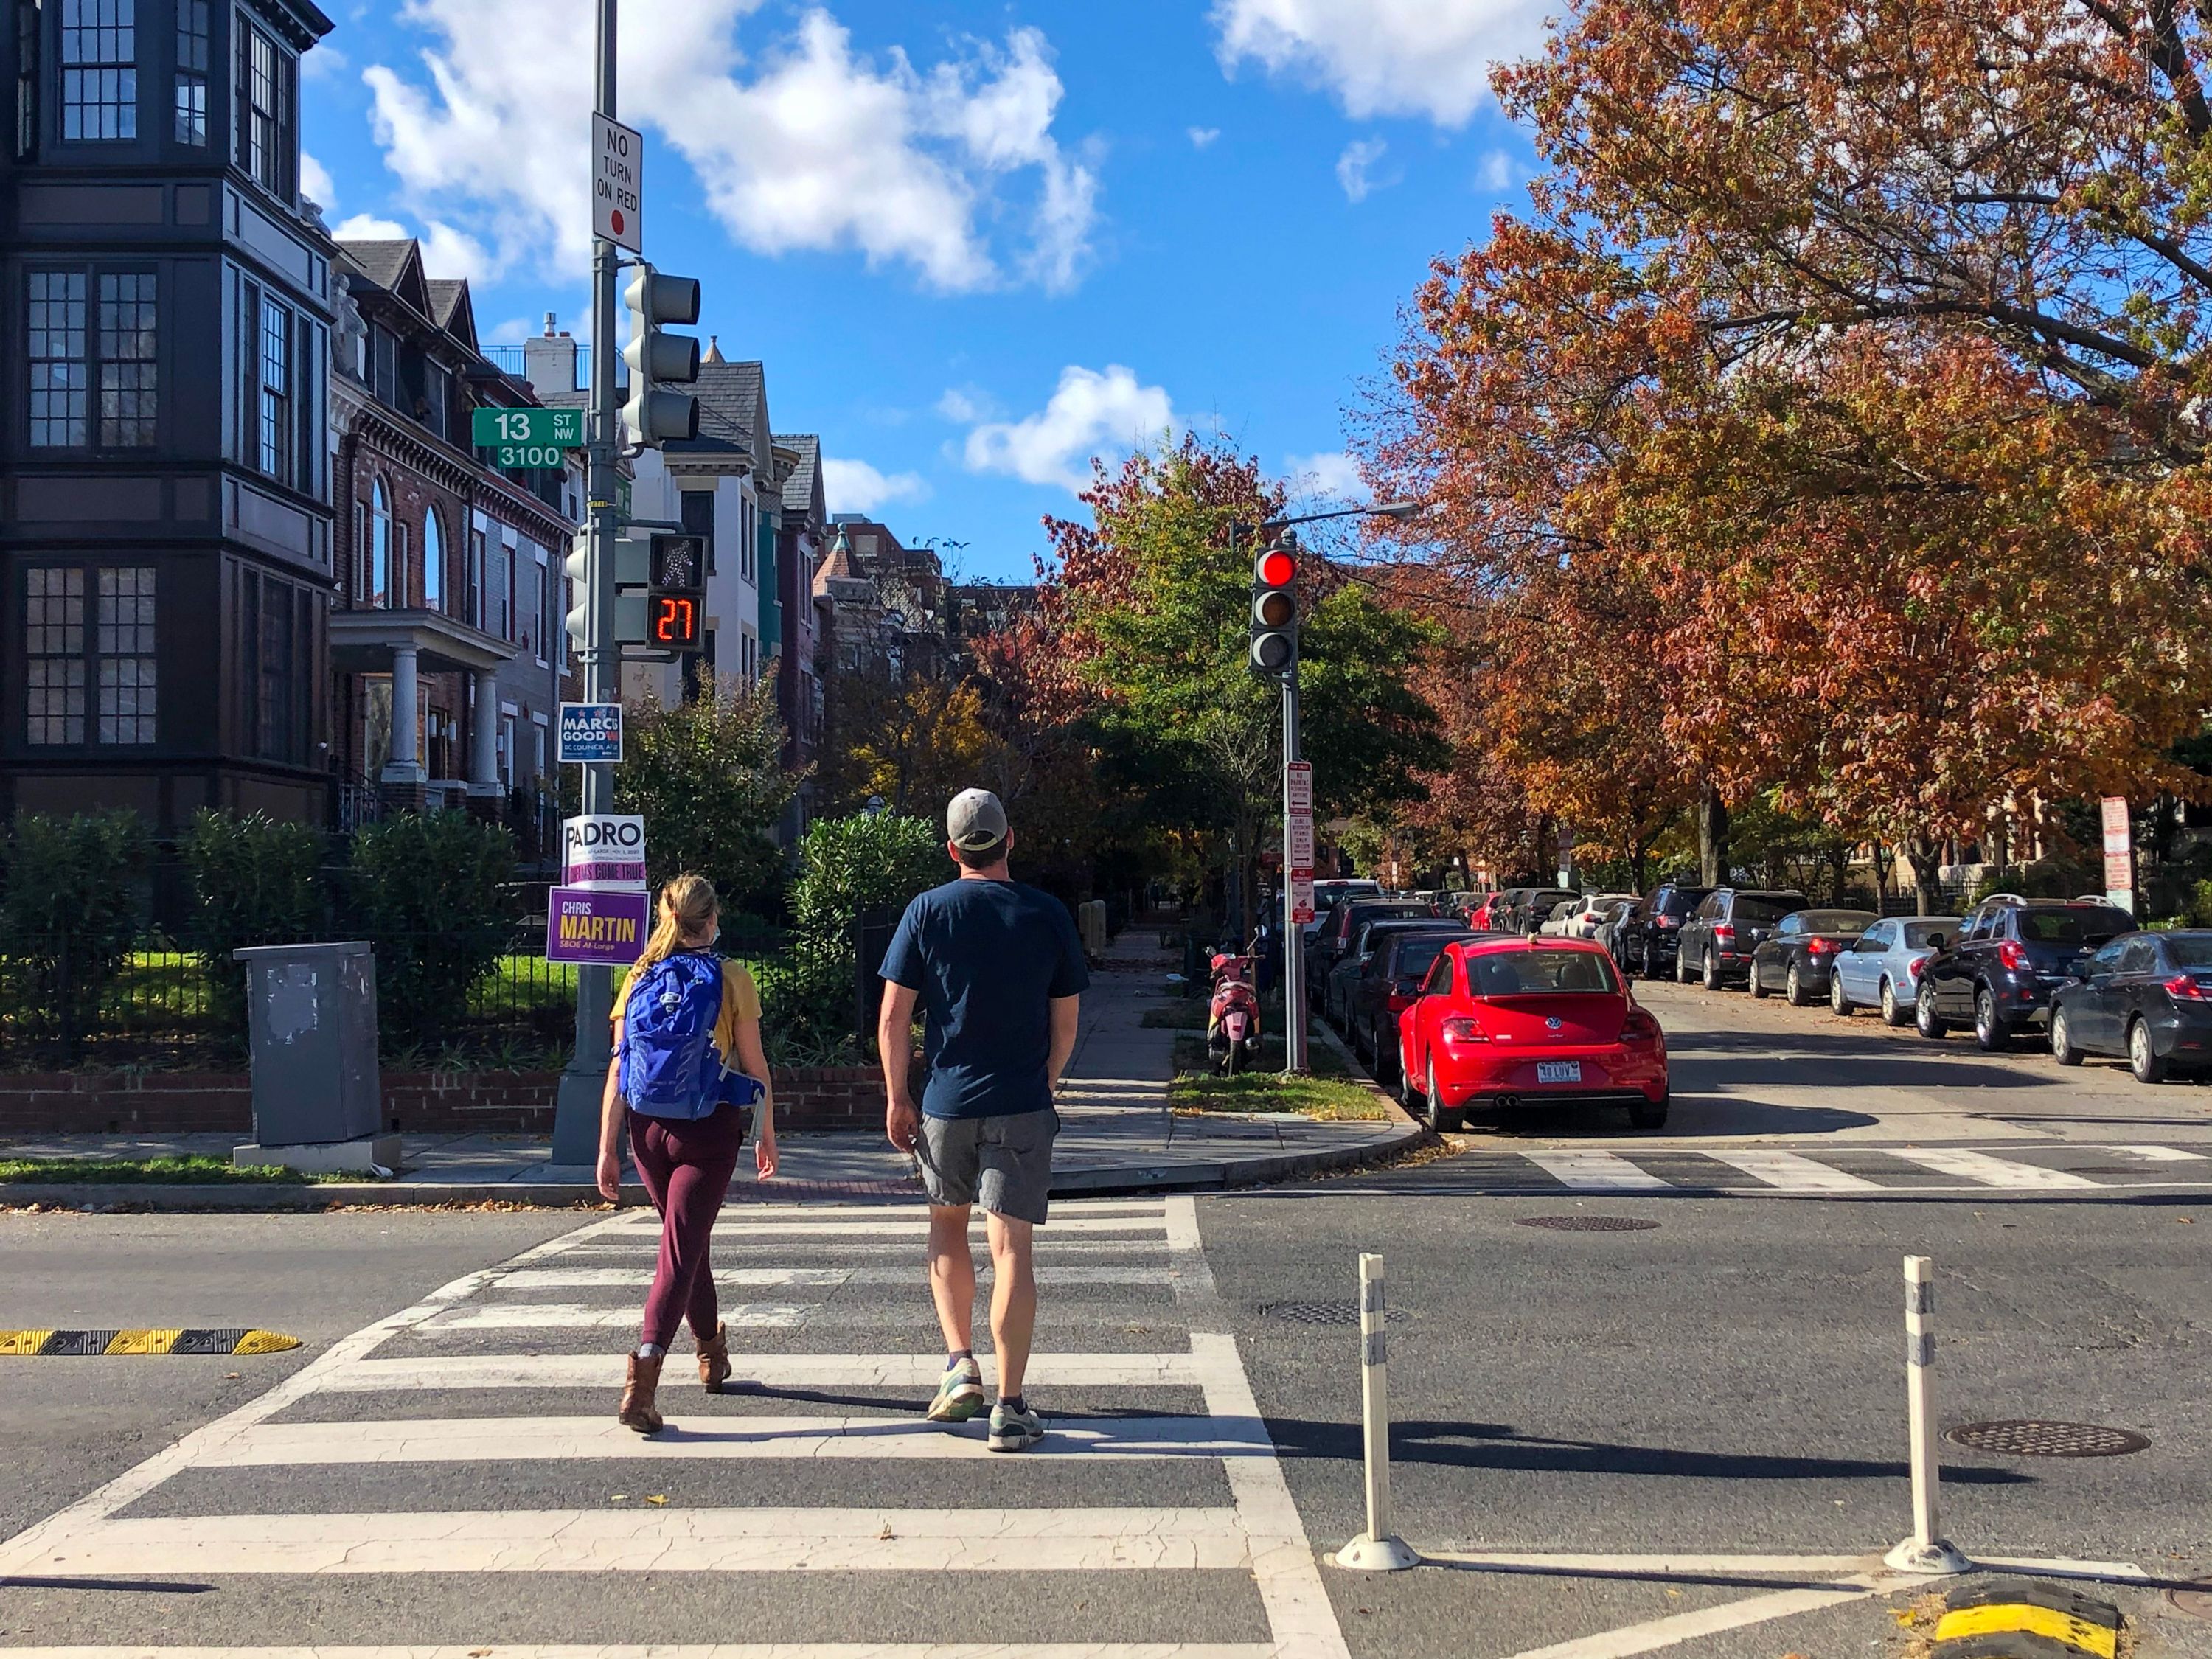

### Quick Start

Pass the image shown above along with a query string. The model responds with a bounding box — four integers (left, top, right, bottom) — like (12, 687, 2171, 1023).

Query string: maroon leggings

(627, 1104, 747, 1349)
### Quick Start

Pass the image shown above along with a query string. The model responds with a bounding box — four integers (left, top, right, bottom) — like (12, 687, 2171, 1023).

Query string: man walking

(879, 788, 1088, 1451)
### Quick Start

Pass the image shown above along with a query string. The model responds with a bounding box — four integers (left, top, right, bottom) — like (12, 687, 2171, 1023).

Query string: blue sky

(302, 1, 1544, 582)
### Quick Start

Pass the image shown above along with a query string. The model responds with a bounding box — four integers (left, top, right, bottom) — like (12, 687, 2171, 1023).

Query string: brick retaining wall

(0, 1065, 896, 1137)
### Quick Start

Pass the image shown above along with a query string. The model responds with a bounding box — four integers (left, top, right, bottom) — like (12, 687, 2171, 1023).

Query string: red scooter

(1207, 953, 1262, 1075)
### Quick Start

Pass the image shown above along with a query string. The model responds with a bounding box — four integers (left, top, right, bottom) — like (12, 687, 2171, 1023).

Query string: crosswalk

(1437, 1141, 2212, 1196)
(0, 1194, 1347, 1659)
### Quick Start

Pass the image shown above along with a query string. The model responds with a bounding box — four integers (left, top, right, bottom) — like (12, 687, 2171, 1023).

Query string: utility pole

(1280, 635, 1308, 1074)
(549, 0, 624, 1165)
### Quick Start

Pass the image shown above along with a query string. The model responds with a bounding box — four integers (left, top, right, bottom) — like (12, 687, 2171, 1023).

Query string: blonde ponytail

(636, 873, 719, 972)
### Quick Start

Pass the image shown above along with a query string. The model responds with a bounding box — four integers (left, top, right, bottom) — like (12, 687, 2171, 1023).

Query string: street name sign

(472, 406, 582, 468)
(592, 113, 644, 253)
(562, 813, 647, 890)
(557, 701, 622, 765)
(546, 886, 647, 967)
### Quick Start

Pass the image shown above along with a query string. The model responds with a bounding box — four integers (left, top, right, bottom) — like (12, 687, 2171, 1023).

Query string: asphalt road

(4, 984, 2210, 1658)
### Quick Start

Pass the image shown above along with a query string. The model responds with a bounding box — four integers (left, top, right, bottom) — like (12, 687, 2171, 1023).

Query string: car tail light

(1712, 924, 1735, 945)
(1998, 940, 2028, 972)
(1656, 914, 1680, 928)
(1622, 1006, 1663, 1043)
(1385, 991, 1418, 1013)
(2164, 975, 2212, 1001)
(1440, 1016, 1487, 1043)
(1908, 957, 1926, 980)
(1806, 937, 1834, 955)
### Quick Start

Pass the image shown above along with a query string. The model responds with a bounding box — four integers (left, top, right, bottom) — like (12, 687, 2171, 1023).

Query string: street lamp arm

(1231, 500, 1425, 538)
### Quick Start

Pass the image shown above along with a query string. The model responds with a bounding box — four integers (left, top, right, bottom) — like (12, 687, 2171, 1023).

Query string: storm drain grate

(1514, 1215, 1660, 1233)
(1946, 1420, 2149, 1458)
(2169, 1585, 2212, 1621)
(1262, 1301, 1407, 1327)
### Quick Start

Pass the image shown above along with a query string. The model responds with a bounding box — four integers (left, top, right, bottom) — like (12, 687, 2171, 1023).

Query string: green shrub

(178, 810, 328, 1023)
(773, 811, 947, 1051)
(0, 810, 151, 1053)
(346, 812, 516, 1041)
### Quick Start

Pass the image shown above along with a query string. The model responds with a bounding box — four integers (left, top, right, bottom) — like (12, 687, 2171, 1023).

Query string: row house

(1, 0, 339, 829)
(327, 240, 580, 844)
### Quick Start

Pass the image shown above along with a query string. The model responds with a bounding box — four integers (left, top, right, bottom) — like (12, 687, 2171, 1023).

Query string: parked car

(1467, 892, 1510, 929)
(1537, 899, 1582, 936)
(1343, 923, 1472, 1075)
(1613, 882, 1713, 978)
(1561, 892, 1639, 939)
(1326, 916, 1463, 1031)
(2050, 930, 2212, 1082)
(1829, 916, 1961, 1025)
(1302, 878, 1382, 949)
(1495, 886, 1581, 935)
(1676, 889, 1809, 990)
(1747, 908, 1878, 1005)
(1916, 895, 2132, 1050)
(1306, 897, 1439, 1010)
(1397, 936, 1669, 1132)
(1592, 898, 1641, 960)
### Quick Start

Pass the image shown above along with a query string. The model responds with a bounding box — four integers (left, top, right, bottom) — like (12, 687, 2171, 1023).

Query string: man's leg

(984, 1210, 1037, 1399)
(926, 1203, 977, 1354)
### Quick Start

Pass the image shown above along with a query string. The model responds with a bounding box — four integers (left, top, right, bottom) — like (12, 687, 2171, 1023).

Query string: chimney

(524, 318, 579, 396)
(542, 310, 557, 338)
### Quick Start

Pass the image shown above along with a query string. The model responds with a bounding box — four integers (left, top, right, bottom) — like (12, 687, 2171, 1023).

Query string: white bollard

(1883, 1254, 1969, 1575)
(1335, 1253, 1419, 1571)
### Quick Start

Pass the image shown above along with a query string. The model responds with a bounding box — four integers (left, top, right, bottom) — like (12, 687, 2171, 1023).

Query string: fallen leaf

(878, 1523, 895, 1540)
(1891, 1609, 1917, 1626)
(1666, 1588, 1681, 1598)
(611, 1494, 628, 1502)
(644, 1494, 667, 1506)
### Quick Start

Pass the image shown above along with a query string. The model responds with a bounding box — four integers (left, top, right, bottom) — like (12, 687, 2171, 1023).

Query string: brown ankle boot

(619, 1353, 665, 1433)
(695, 1322, 731, 1392)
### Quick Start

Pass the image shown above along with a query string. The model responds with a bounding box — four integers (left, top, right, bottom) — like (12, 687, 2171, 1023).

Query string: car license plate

(1536, 1061, 1582, 1084)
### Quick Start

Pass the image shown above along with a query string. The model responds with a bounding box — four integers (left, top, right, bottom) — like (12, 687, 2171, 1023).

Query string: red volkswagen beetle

(1397, 936, 1670, 1132)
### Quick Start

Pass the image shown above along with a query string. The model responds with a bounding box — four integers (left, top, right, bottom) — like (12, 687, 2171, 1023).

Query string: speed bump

(0, 1327, 299, 1357)
(1933, 1579, 2121, 1658)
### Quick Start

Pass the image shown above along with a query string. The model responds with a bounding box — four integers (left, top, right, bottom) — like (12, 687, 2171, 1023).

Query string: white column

(468, 669, 501, 798)
(381, 644, 425, 785)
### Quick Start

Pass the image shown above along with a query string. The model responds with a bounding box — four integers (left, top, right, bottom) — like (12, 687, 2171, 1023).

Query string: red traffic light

(1255, 546, 1296, 588)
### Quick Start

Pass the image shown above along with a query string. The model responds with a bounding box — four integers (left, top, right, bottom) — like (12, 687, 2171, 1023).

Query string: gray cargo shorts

(917, 1107, 1059, 1225)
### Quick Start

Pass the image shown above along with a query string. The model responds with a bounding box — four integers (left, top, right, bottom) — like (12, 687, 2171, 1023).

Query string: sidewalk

(1, 922, 1421, 1207)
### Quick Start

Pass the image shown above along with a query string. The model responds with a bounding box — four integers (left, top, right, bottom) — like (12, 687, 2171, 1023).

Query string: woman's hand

(596, 1147, 623, 1203)
(755, 1126, 779, 1180)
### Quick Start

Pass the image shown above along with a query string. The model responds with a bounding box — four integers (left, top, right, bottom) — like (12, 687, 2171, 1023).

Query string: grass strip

(0, 1155, 314, 1186)
(1166, 1034, 1385, 1120)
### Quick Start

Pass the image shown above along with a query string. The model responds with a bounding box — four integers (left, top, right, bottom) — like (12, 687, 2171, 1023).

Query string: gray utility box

(233, 941, 382, 1147)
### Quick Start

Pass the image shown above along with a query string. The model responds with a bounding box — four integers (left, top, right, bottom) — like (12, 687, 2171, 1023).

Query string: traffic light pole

(1281, 662, 1307, 1075)
(549, 0, 622, 1166)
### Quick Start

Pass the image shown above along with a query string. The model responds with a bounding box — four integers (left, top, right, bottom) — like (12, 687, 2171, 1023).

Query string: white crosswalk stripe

(1524, 1150, 1676, 1191)
(1700, 1150, 1882, 1192)
(1440, 1143, 2212, 1195)
(0, 1193, 1350, 1659)
(1883, 1147, 2104, 1189)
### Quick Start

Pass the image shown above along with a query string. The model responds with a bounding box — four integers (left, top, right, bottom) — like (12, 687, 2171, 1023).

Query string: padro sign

(563, 813, 646, 890)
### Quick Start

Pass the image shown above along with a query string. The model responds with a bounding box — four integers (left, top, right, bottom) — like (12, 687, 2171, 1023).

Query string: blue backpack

(621, 952, 742, 1121)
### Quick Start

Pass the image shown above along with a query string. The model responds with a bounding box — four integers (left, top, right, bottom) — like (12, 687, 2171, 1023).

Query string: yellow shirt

(613, 955, 762, 1070)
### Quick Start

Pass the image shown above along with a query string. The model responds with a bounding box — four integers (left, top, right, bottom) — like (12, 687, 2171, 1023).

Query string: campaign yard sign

(558, 702, 622, 764)
(562, 814, 646, 890)
(546, 887, 649, 967)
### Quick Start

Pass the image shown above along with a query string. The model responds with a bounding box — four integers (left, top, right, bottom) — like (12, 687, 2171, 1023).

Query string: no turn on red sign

(592, 113, 643, 253)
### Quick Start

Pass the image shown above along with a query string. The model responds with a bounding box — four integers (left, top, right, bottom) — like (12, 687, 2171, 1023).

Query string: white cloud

(960, 365, 1180, 493)
(1188, 125, 1221, 148)
(331, 212, 408, 240)
(301, 150, 337, 209)
(936, 385, 998, 424)
(1335, 137, 1389, 201)
(1210, 0, 1544, 126)
(360, 4, 1097, 292)
(1287, 451, 1365, 498)
(824, 458, 931, 515)
(302, 44, 349, 81)
(1475, 147, 1519, 190)
(486, 316, 539, 345)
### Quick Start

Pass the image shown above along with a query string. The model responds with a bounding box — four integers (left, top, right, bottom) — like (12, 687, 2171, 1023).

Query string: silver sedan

(1829, 915, 1962, 1025)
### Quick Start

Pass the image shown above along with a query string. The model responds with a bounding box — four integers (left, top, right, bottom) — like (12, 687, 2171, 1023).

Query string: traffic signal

(564, 529, 591, 656)
(646, 532, 706, 654)
(1248, 532, 1298, 676)
(620, 264, 703, 448)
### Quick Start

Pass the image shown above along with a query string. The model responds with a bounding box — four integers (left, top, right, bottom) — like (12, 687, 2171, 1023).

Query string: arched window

(422, 507, 445, 613)
(369, 477, 392, 608)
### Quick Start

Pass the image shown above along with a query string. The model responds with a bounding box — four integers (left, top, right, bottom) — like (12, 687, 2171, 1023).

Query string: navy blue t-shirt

(880, 878, 1090, 1119)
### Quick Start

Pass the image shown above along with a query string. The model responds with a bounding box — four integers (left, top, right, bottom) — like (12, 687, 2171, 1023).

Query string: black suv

(1676, 889, 1808, 989)
(1615, 881, 1712, 978)
(1917, 896, 2131, 1050)
(1494, 886, 1579, 935)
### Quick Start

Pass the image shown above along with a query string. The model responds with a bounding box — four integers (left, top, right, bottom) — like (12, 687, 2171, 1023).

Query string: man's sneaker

(987, 1399, 1046, 1453)
(927, 1357, 986, 1423)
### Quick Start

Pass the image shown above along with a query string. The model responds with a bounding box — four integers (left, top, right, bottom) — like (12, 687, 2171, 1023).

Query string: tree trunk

(1905, 831, 1945, 914)
(1629, 838, 1650, 894)
(1697, 785, 1730, 886)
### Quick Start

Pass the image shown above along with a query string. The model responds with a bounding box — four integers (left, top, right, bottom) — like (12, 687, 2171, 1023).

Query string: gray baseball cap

(947, 787, 1009, 851)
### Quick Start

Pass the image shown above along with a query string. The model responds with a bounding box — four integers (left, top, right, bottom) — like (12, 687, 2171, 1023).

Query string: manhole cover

(1262, 1301, 1407, 1326)
(1514, 1215, 1660, 1232)
(2170, 1584, 2212, 1621)
(1946, 1420, 2149, 1457)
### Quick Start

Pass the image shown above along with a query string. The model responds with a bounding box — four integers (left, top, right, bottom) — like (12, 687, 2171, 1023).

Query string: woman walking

(596, 874, 777, 1433)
